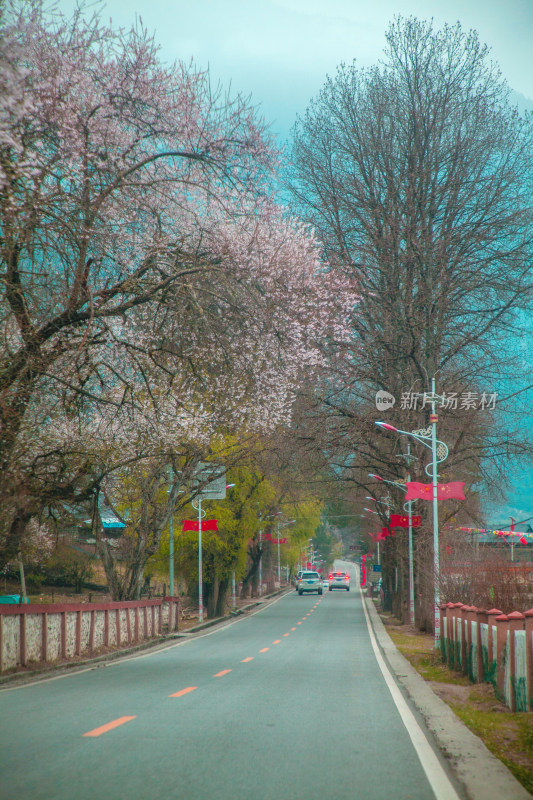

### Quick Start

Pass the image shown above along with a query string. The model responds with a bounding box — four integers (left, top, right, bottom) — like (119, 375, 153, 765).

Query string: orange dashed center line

(259, 647, 269, 653)
(283, 633, 290, 637)
(82, 716, 136, 737)
(297, 622, 302, 625)
(241, 657, 254, 663)
(291, 627, 297, 631)
(273, 639, 281, 644)
(169, 686, 197, 698)
(214, 669, 232, 677)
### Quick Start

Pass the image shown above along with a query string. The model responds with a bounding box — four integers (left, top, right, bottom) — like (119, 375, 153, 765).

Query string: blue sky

(58, 0, 533, 524)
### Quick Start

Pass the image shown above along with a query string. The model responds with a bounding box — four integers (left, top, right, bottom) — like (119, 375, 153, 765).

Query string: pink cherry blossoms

(0, 1, 358, 571)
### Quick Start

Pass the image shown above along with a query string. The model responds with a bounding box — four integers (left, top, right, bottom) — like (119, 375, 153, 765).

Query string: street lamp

(375, 379, 449, 646)
(362, 506, 383, 566)
(368, 454, 417, 626)
(224, 484, 237, 611)
(166, 467, 184, 598)
(191, 495, 206, 621)
(192, 465, 229, 623)
(276, 519, 295, 584)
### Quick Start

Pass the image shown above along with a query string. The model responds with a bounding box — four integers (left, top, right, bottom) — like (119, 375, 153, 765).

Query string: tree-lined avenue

(0, 564, 462, 800)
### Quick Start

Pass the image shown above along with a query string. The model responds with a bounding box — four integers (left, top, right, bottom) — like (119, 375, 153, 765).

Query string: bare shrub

(441, 548, 533, 612)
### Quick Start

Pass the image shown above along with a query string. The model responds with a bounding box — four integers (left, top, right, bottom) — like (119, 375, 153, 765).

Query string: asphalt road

(0, 562, 463, 800)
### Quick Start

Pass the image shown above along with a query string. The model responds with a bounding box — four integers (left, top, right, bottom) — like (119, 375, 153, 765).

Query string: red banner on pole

(182, 519, 218, 532)
(405, 481, 465, 502)
(389, 513, 422, 528)
(375, 527, 393, 541)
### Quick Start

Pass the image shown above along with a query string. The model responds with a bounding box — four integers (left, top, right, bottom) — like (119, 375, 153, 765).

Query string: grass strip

(380, 610, 533, 794)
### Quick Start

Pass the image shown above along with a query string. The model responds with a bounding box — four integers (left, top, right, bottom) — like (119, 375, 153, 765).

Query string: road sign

(371, 564, 381, 572)
(192, 462, 226, 500)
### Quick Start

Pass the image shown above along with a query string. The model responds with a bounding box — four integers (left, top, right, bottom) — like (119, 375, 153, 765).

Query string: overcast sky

(61, 0, 533, 140)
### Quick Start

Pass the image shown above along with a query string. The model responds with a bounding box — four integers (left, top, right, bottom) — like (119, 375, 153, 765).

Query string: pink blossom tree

(0, 2, 358, 583)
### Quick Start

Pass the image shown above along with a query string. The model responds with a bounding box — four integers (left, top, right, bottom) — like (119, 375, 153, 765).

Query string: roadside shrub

(44, 547, 94, 593)
(441, 547, 533, 612)
(25, 573, 44, 592)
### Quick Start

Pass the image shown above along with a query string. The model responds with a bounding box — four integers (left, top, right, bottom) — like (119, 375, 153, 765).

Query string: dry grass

(380, 609, 533, 794)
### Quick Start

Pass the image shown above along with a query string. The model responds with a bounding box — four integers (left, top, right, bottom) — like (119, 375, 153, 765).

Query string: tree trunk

(0, 508, 32, 571)
(206, 575, 218, 619)
(215, 577, 229, 617)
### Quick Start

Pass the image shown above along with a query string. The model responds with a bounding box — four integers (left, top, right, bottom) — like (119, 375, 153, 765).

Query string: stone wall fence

(0, 597, 181, 673)
(440, 602, 533, 712)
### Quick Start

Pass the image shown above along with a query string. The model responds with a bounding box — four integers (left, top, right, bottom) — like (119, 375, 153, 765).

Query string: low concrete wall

(440, 602, 533, 711)
(0, 598, 174, 672)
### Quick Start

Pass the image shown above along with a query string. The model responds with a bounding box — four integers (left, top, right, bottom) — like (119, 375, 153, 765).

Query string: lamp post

(167, 492, 175, 599)
(277, 520, 281, 583)
(375, 382, 448, 647)
(258, 526, 263, 597)
(369, 453, 417, 626)
(194, 496, 205, 622)
(166, 466, 182, 598)
(362, 506, 382, 566)
(191, 465, 228, 624)
(224, 484, 237, 611)
(276, 519, 295, 584)
(305, 539, 314, 569)
(169, 510, 174, 598)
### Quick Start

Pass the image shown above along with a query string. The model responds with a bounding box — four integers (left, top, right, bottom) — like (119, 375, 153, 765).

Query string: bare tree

(288, 17, 533, 627)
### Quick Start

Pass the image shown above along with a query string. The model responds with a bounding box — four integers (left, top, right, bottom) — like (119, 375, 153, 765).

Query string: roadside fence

(439, 602, 533, 712)
(0, 596, 181, 673)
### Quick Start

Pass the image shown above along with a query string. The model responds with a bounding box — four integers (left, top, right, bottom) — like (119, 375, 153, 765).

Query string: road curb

(363, 594, 531, 800)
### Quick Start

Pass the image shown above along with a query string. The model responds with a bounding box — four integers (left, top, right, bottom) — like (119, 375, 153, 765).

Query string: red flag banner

(262, 532, 272, 541)
(181, 519, 218, 532)
(405, 482, 465, 502)
(389, 513, 422, 528)
(376, 527, 393, 541)
(271, 537, 288, 544)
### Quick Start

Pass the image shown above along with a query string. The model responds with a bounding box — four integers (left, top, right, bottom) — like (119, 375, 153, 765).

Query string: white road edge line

(359, 577, 460, 800)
